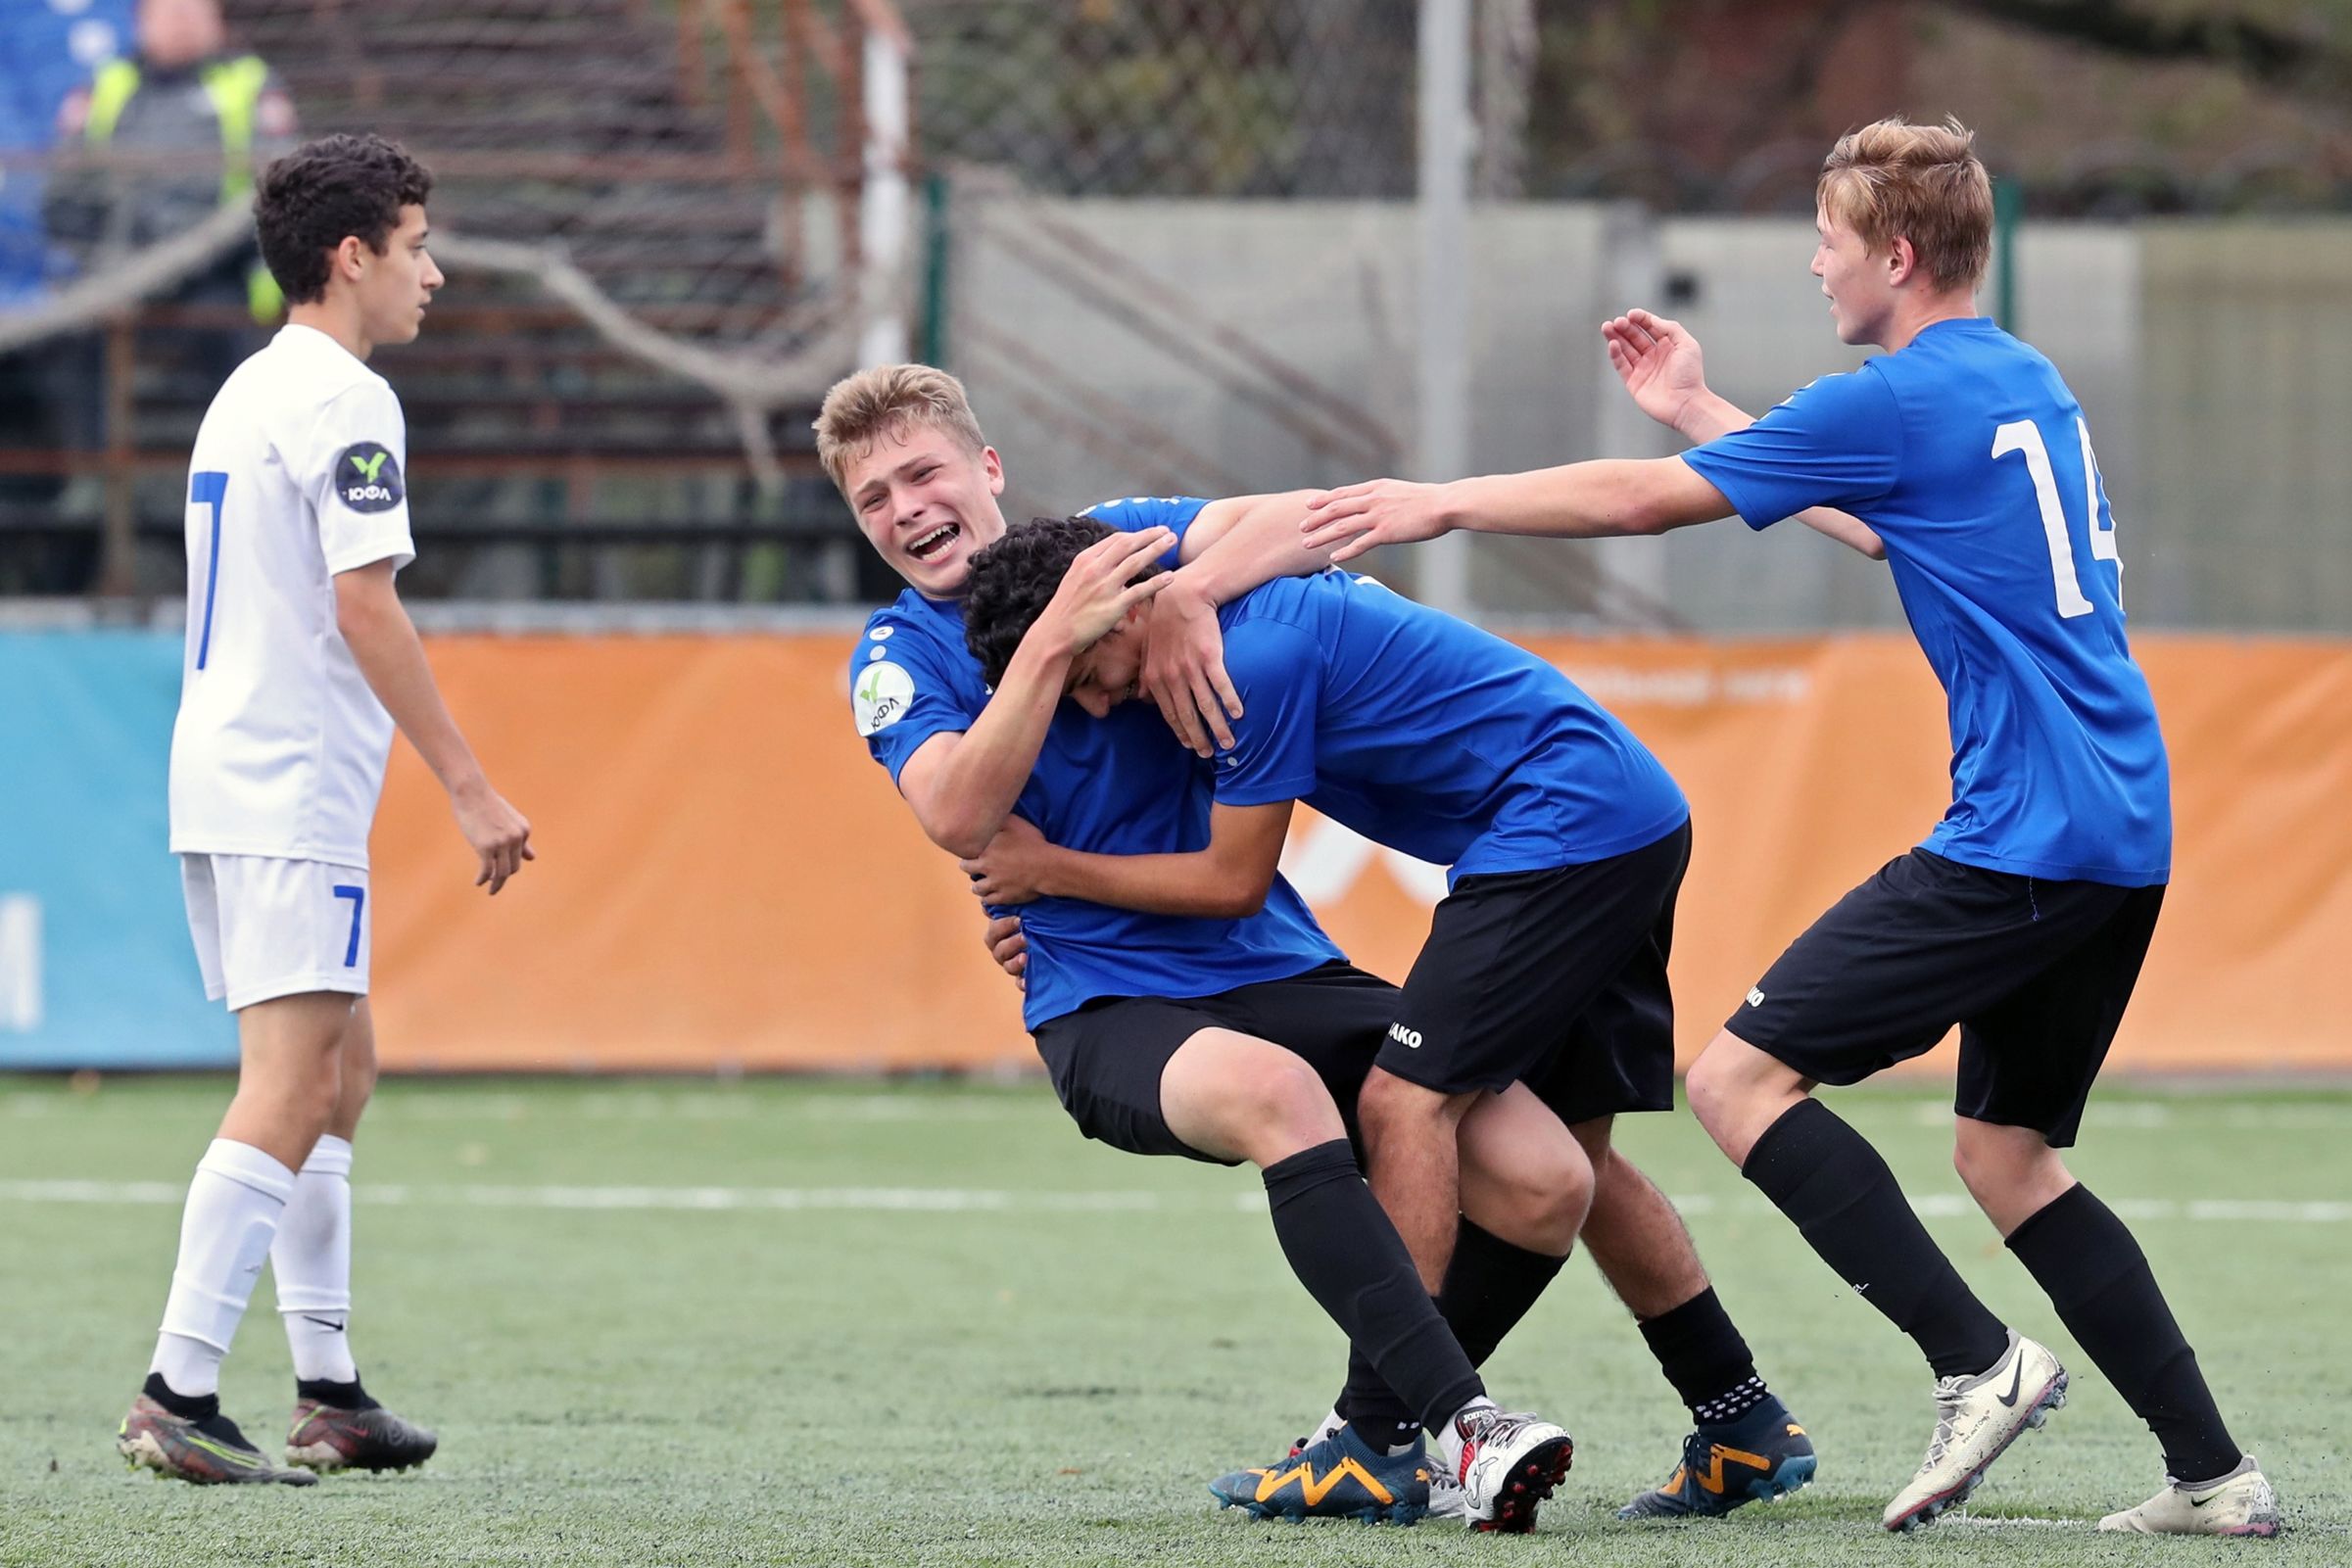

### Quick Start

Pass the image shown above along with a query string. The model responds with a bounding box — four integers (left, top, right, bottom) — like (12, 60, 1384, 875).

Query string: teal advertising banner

(0, 631, 237, 1068)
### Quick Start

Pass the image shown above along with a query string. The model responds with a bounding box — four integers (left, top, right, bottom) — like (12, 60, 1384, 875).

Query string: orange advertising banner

(369, 633, 2352, 1074)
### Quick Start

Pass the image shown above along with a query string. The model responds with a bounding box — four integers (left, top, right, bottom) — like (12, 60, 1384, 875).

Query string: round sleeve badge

(852, 660, 916, 736)
(335, 442, 406, 512)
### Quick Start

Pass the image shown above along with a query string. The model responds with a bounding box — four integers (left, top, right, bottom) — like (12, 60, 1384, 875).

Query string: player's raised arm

(900, 525, 1175, 858)
(1604, 309, 1886, 561)
(1301, 457, 1734, 564)
(332, 562, 532, 893)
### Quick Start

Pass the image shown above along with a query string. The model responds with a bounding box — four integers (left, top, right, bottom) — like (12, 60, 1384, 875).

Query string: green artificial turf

(0, 1074, 2342, 1565)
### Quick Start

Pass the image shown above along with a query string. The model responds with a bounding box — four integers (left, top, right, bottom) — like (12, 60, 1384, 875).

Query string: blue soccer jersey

(1210, 571, 1688, 883)
(1682, 318, 2170, 886)
(851, 500, 1340, 1030)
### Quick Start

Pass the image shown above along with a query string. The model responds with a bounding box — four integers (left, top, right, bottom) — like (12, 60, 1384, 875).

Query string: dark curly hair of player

(964, 514, 1165, 688)
(255, 134, 434, 305)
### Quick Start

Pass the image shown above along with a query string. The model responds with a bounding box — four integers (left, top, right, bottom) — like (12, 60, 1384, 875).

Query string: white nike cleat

(1444, 1403, 1574, 1533)
(2099, 1454, 2281, 1537)
(1882, 1330, 2067, 1533)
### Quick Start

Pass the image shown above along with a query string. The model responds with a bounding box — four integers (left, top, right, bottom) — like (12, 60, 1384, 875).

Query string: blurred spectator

(43, 0, 297, 317)
(0, 0, 131, 306)
(1, 0, 131, 543)
(33, 0, 296, 514)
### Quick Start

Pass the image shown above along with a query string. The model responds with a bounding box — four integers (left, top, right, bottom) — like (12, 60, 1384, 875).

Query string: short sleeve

(307, 378, 417, 574)
(1681, 368, 1903, 531)
(851, 617, 982, 785)
(1210, 619, 1322, 807)
(1078, 495, 1209, 569)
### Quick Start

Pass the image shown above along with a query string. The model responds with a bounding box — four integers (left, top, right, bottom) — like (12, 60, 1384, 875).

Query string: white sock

(272, 1134, 358, 1384)
(150, 1139, 296, 1398)
(1436, 1396, 1498, 1474)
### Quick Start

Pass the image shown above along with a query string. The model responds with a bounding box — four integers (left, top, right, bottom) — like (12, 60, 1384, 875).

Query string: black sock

(142, 1371, 218, 1423)
(2006, 1183, 2241, 1483)
(297, 1375, 378, 1412)
(1742, 1100, 2010, 1380)
(1262, 1140, 1483, 1437)
(1339, 1218, 1566, 1449)
(1638, 1287, 1765, 1423)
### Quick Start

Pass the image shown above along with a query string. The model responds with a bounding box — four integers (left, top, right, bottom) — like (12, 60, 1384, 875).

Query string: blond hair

(1817, 117, 1992, 292)
(813, 363, 987, 495)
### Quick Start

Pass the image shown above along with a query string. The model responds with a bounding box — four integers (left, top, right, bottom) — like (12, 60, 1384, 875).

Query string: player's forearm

(1035, 845, 1270, 920)
(1444, 461, 1679, 540)
(334, 580, 487, 798)
(1667, 390, 1756, 446)
(914, 631, 1075, 858)
(1174, 491, 1330, 606)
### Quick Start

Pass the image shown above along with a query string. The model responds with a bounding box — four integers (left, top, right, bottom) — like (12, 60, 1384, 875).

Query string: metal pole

(1416, 0, 1471, 616)
(1993, 175, 2021, 334)
(857, 24, 912, 366)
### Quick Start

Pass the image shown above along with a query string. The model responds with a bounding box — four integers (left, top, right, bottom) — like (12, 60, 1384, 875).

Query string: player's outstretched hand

(1037, 526, 1175, 652)
(983, 914, 1027, 992)
(454, 779, 534, 895)
(1141, 578, 1238, 757)
(1300, 479, 1454, 564)
(1602, 308, 1708, 433)
(959, 815, 1052, 907)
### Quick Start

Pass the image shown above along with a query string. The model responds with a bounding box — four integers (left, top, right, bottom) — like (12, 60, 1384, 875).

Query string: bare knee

(1358, 1068, 1459, 1149)
(1463, 1129, 1591, 1255)
(1168, 1041, 1346, 1169)
(1952, 1118, 2074, 1235)
(1685, 1031, 1806, 1164)
(1682, 1039, 1737, 1130)
(1507, 1139, 1592, 1254)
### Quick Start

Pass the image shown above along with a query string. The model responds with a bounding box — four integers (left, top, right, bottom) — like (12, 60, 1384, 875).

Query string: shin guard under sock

(1742, 1101, 2009, 1379)
(2007, 1183, 2241, 1483)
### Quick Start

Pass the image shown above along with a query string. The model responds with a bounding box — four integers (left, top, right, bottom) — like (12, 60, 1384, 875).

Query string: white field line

(1, 1179, 2348, 1224)
(1, 1092, 1038, 1122)
(1910, 1101, 2352, 1131)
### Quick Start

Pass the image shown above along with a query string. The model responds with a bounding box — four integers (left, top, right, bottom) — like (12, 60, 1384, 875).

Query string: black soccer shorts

(1726, 847, 2166, 1147)
(1375, 820, 1689, 1121)
(1030, 961, 1400, 1164)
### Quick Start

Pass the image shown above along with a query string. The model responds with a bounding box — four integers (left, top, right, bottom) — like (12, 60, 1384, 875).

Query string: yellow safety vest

(85, 56, 284, 321)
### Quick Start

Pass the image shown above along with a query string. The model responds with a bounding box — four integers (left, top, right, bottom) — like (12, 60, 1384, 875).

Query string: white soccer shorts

(180, 854, 372, 1011)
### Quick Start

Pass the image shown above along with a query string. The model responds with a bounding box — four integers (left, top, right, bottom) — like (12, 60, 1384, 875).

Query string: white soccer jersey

(168, 324, 418, 866)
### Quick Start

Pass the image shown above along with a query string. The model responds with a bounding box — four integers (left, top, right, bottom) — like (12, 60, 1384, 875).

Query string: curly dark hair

(964, 514, 1161, 687)
(255, 134, 434, 305)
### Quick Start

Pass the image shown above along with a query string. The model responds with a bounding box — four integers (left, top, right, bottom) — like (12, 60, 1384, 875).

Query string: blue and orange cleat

(1616, 1395, 1816, 1519)
(1211, 1422, 1430, 1525)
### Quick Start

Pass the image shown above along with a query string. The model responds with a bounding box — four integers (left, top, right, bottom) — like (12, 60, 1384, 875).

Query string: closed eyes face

(1065, 622, 1144, 718)
(844, 423, 1007, 598)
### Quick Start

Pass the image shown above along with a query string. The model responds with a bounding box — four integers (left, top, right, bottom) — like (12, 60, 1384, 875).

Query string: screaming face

(843, 420, 1010, 600)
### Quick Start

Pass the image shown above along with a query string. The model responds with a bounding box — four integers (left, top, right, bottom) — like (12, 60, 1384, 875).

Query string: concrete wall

(948, 194, 2333, 632)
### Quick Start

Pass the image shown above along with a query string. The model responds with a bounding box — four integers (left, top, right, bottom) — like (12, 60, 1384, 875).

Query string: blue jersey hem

(1919, 837, 2170, 889)
(1020, 950, 1341, 1032)
(1454, 808, 1693, 882)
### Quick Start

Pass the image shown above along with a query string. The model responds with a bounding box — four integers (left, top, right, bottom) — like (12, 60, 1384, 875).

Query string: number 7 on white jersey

(1992, 417, 2121, 619)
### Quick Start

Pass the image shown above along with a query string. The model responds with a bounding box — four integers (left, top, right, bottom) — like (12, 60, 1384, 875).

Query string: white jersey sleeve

(304, 377, 417, 575)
